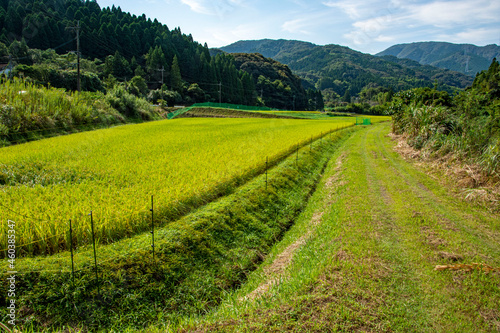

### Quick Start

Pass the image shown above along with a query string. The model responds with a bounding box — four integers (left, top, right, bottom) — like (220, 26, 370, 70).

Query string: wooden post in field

(69, 219, 75, 285)
(265, 157, 268, 190)
(296, 145, 299, 166)
(89, 211, 99, 295)
(150, 195, 155, 262)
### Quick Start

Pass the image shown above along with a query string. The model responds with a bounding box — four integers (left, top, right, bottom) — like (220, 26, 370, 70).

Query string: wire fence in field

(1, 125, 354, 291)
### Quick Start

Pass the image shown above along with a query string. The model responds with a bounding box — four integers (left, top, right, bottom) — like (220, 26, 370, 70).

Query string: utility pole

(76, 20, 80, 92)
(67, 21, 81, 92)
(293, 95, 296, 111)
(158, 66, 165, 104)
(158, 66, 165, 86)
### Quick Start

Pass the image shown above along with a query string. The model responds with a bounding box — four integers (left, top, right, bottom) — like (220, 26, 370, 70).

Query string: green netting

(167, 103, 276, 119)
(166, 106, 194, 120)
(356, 117, 371, 125)
(193, 102, 275, 111)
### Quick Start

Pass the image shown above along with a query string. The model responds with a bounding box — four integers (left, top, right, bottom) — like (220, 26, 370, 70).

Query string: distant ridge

(376, 42, 500, 76)
(217, 39, 473, 99)
(216, 39, 317, 60)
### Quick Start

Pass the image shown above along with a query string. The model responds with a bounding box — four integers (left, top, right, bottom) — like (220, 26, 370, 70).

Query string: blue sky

(95, 0, 500, 54)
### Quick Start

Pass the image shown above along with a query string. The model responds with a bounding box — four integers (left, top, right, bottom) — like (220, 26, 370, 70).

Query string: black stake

(296, 145, 299, 166)
(265, 157, 268, 190)
(150, 195, 155, 262)
(89, 211, 99, 295)
(310, 136, 313, 151)
(69, 219, 75, 285)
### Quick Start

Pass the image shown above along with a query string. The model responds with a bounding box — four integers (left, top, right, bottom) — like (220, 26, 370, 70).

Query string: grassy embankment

(0, 125, 360, 331)
(178, 107, 303, 119)
(174, 122, 499, 332)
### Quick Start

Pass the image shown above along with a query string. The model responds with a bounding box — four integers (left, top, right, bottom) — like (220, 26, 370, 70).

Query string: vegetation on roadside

(388, 59, 500, 175)
(0, 77, 160, 146)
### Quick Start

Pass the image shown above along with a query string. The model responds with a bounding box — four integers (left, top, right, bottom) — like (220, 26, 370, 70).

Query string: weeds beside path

(189, 122, 500, 332)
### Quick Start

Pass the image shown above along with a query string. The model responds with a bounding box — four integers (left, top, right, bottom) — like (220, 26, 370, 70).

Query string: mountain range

(217, 39, 473, 101)
(377, 42, 500, 76)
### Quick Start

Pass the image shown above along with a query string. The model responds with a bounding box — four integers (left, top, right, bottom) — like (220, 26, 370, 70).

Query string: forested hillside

(232, 53, 323, 110)
(0, 0, 322, 108)
(377, 42, 500, 76)
(219, 39, 473, 106)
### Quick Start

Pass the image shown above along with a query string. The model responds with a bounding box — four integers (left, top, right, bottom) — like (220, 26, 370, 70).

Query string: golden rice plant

(0, 117, 356, 256)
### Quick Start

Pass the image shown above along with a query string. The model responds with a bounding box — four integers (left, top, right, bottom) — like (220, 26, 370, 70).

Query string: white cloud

(282, 17, 313, 34)
(407, 0, 500, 28)
(180, 0, 243, 17)
(323, 0, 394, 20)
(352, 15, 392, 36)
(281, 10, 335, 35)
(287, 0, 309, 8)
(339, 0, 500, 50)
(437, 28, 500, 44)
(323, 0, 361, 19)
(181, 0, 213, 14)
(374, 34, 395, 43)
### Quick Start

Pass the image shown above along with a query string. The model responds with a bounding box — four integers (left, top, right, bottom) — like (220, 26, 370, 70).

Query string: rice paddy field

(0, 116, 391, 256)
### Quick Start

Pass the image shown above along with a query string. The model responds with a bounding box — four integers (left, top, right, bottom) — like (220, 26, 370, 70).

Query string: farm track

(193, 122, 500, 332)
(358, 123, 500, 331)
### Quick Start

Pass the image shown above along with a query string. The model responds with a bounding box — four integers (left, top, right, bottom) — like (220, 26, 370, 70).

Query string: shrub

(387, 60, 500, 175)
(106, 85, 158, 119)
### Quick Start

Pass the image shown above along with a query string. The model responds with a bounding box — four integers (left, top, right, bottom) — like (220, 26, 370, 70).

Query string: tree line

(0, 0, 323, 110)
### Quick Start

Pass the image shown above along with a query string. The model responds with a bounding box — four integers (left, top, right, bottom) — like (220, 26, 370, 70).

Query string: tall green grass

(389, 59, 500, 175)
(0, 78, 160, 146)
(0, 78, 123, 144)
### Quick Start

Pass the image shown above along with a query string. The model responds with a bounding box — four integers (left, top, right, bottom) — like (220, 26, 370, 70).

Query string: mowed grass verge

(0, 126, 359, 331)
(0, 117, 354, 255)
(180, 122, 500, 333)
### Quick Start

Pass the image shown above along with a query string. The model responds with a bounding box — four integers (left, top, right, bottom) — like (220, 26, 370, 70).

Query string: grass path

(185, 122, 500, 332)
